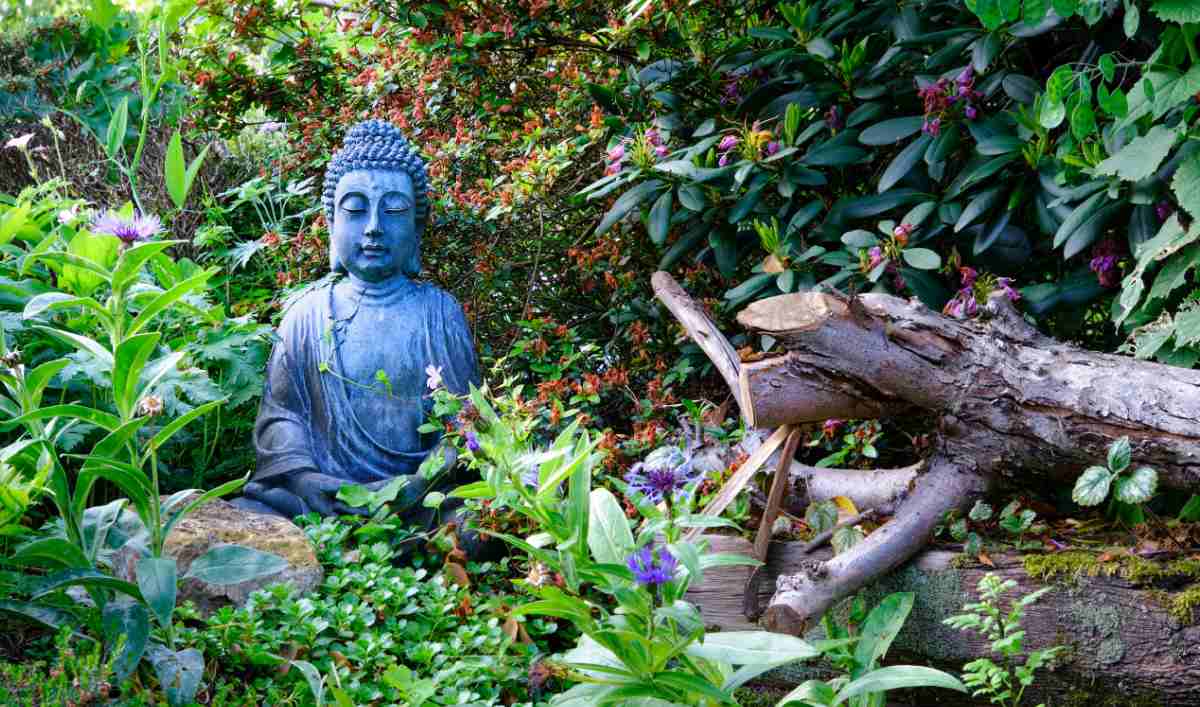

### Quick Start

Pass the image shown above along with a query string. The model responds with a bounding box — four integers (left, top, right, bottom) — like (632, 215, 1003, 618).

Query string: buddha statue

(234, 120, 480, 519)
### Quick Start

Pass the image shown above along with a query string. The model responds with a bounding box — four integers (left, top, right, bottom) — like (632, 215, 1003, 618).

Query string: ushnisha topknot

(321, 119, 430, 233)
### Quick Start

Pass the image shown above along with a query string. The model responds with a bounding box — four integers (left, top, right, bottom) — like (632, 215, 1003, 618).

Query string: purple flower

(718, 152, 731, 167)
(822, 418, 844, 438)
(465, 431, 481, 454)
(995, 277, 1020, 302)
(718, 135, 739, 152)
(965, 105, 978, 120)
(521, 465, 540, 489)
(655, 144, 669, 158)
(91, 211, 162, 246)
(1156, 200, 1174, 222)
(766, 141, 780, 156)
(959, 266, 978, 288)
(625, 446, 699, 504)
(826, 106, 843, 131)
(645, 128, 662, 146)
(956, 66, 975, 87)
(921, 117, 941, 136)
(1089, 239, 1123, 288)
(867, 246, 884, 270)
(607, 144, 626, 162)
(626, 545, 678, 586)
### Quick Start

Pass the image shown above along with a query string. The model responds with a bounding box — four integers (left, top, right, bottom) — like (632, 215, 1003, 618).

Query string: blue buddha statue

(235, 120, 480, 518)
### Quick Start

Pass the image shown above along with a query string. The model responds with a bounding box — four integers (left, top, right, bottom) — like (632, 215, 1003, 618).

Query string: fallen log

(651, 271, 1200, 636)
(687, 535, 1200, 706)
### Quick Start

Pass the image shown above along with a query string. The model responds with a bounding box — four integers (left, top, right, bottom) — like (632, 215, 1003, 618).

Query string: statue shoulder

(414, 282, 467, 316)
(277, 277, 336, 331)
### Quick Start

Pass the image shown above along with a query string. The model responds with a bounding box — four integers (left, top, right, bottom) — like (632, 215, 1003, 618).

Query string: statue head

(322, 120, 430, 281)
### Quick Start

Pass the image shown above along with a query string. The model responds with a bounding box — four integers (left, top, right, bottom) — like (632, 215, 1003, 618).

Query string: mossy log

(652, 271, 1200, 637)
(688, 535, 1200, 706)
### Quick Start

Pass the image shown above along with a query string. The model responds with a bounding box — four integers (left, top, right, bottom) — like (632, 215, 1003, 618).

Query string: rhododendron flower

(718, 135, 738, 152)
(607, 144, 626, 162)
(4, 133, 34, 150)
(655, 144, 669, 158)
(867, 246, 885, 270)
(826, 105, 843, 131)
(996, 277, 1020, 301)
(965, 105, 978, 120)
(626, 545, 677, 586)
(718, 152, 731, 167)
(91, 211, 162, 246)
(766, 141, 780, 156)
(921, 117, 941, 136)
(1090, 239, 1122, 288)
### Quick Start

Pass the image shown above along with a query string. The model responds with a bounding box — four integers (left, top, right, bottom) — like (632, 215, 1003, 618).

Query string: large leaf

(858, 117, 924, 145)
(137, 556, 177, 629)
(833, 665, 965, 704)
(103, 598, 150, 680)
(3, 404, 121, 433)
(183, 543, 288, 585)
(587, 488, 634, 566)
(105, 97, 129, 158)
(1172, 153, 1200, 220)
(1072, 466, 1113, 506)
(33, 568, 142, 601)
(596, 181, 665, 235)
(127, 269, 214, 336)
(1114, 467, 1158, 504)
(1094, 125, 1180, 182)
(8, 537, 90, 569)
(147, 645, 205, 707)
(877, 135, 932, 193)
(778, 680, 836, 707)
(855, 592, 913, 670)
(686, 631, 819, 665)
(113, 332, 161, 418)
(112, 240, 181, 291)
(1151, 0, 1200, 22)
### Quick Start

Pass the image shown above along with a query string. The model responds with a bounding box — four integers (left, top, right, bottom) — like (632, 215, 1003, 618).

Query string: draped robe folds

(253, 277, 479, 489)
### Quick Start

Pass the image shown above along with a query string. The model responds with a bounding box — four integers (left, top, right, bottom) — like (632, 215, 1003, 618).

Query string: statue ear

(330, 243, 346, 274)
(403, 237, 421, 277)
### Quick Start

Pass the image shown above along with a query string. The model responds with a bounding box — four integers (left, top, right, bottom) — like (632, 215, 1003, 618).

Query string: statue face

(332, 169, 418, 283)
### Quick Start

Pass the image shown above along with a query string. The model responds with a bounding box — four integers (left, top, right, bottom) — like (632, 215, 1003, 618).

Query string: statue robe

(253, 277, 479, 485)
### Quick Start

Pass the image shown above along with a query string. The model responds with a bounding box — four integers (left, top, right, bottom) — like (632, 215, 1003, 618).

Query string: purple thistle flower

(625, 446, 699, 504)
(626, 545, 678, 586)
(718, 135, 739, 152)
(91, 211, 162, 246)
(465, 431, 481, 453)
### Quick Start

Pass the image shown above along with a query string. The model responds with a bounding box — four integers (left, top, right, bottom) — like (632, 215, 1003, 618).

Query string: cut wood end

(762, 602, 809, 635)
(737, 293, 847, 333)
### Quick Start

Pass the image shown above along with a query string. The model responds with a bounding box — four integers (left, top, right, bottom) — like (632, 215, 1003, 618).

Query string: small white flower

(57, 207, 78, 225)
(5, 133, 34, 151)
(425, 364, 444, 390)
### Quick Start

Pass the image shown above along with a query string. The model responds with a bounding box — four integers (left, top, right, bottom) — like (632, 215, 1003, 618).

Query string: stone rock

(113, 496, 322, 616)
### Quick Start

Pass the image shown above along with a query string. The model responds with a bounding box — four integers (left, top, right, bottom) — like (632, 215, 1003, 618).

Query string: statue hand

(286, 471, 369, 516)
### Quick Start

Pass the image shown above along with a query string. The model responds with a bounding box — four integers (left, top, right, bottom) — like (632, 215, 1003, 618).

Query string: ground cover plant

(1, 0, 1200, 704)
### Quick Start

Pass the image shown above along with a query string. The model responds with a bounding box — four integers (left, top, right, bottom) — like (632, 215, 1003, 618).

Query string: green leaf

(32, 568, 142, 601)
(8, 537, 90, 569)
(89, 0, 118, 29)
(901, 248, 940, 270)
(653, 672, 732, 704)
(0, 202, 30, 246)
(112, 240, 181, 292)
(855, 592, 913, 669)
(1178, 494, 1200, 521)
(147, 645, 204, 707)
(1107, 437, 1132, 472)
(145, 399, 224, 455)
(678, 184, 706, 211)
(858, 117, 925, 146)
(687, 631, 819, 665)
(878, 135, 932, 193)
(1038, 97, 1066, 129)
(103, 599, 150, 680)
(778, 680, 837, 707)
(802, 143, 868, 167)
(1151, 0, 1200, 23)
(1073, 466, 1113, 506)
(955, 187, 1006, 232)
(128, 269, 214, 336)
(113, 332, 160, 418)
(596, 180, 665, 236)
(165, 132, 187, 209)
(1114, 467, 1157, 504)
(587, 488, 634, 565)
(4, 404, 121, 433)
(1070, 102, 1096, 140)
(1172, 153, 1200, 220)
(1125, 2, 1140, 35)
(105, 97, 129, 158)
(1052, 191, 1109, 248)
(647, 190, 672, 245)
(137, 556, 177, 629)
(1095, 125, 1179, 182)
(183, 543, 288, 585)
(834, 665, 965, 704)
